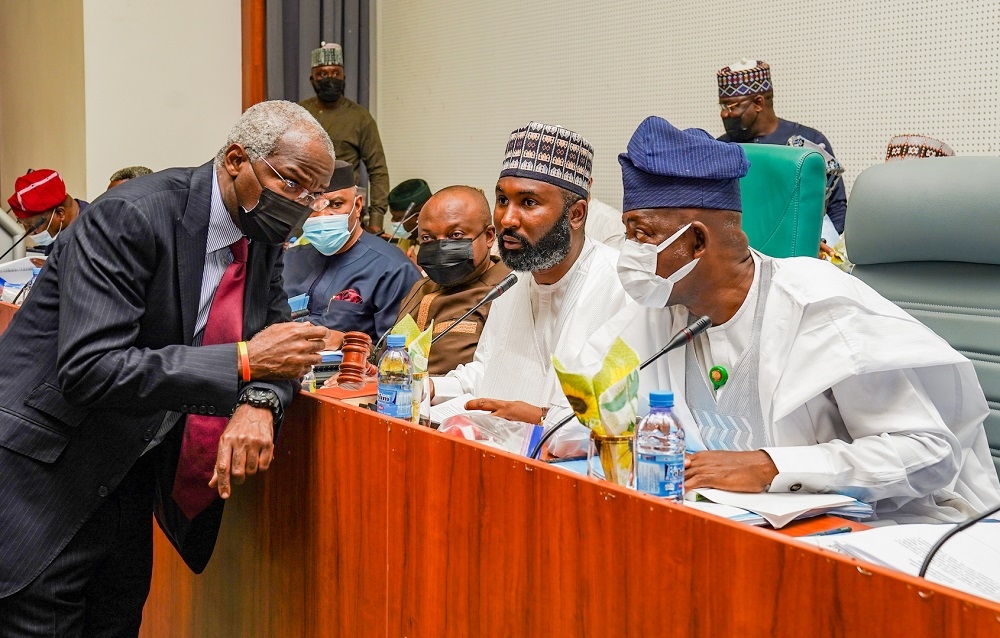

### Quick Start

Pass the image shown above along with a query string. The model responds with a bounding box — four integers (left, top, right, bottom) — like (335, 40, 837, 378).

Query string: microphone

(0, 215, 46, 262)
(528, 315, 712, 459)
(918, 501, 1000, 578)
(431, 273, 517, 346)
(385, 202, 418, 241)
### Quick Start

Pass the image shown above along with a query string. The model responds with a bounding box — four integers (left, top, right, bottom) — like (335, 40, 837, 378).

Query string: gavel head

(338, 331, 373, 389)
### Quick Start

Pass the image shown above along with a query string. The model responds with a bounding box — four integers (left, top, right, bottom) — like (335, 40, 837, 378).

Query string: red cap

(7, 169, 67, 219)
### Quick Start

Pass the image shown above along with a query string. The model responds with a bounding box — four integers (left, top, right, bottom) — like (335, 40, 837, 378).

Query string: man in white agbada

(572, 116, 999, 524)
(431, 122, 627, 433)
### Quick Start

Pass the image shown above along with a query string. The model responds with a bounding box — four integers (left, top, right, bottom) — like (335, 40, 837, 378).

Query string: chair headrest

(847, 156, 1000, 266)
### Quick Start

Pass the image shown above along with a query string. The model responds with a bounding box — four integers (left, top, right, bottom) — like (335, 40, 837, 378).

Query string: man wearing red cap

(7, 169, 88, 255)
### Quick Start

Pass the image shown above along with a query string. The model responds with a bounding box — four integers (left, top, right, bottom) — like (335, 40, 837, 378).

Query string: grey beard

(498, 210, 572, 272)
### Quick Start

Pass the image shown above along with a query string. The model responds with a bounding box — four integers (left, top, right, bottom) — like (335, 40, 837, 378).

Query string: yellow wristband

(237, 341, 251, 382)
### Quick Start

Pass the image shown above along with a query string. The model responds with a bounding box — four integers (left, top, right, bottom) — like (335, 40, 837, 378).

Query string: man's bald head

(417, 185, 496, 278)
(420, 185, 492, 230)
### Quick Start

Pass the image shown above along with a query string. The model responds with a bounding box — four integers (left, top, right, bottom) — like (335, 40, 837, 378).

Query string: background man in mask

(7, 168, 89, 256)
(585, 115, 1000, 524)
(0, 100, 332, 634)
(284, 160, 421, 345)
(431, 122, 628, 445)
(716, 59, 849, 236)
(395, 185, 510, 375)
(299, 42, 390, 234)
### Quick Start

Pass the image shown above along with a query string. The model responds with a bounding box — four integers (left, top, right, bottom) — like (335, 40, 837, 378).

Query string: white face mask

(28, 214, 60, 248)
(616, 223, 700, 307)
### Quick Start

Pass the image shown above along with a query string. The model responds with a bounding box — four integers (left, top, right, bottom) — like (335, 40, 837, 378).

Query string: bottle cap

(31, 267, 41, 275)
(648, 390, 674, 408)
(386, 334, 406, 348)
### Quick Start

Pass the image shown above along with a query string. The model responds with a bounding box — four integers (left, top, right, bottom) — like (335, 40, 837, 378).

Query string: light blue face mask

(29, 214, 61, 247)
(301, 213, 356, 256)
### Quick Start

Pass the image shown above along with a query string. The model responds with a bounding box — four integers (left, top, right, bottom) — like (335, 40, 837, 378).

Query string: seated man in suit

(0, 100, 330, 634)
(283, 160, 422, 345)
(395, 185, 511, 375)
(581, 115, 1000, 523)
(7, 168, 89, 256)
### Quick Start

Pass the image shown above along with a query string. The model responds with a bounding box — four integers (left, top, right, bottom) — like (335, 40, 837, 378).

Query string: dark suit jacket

(0, 163, 295, 598)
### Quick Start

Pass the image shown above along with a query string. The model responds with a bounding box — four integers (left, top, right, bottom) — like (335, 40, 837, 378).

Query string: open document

(802, 523, 1000, 603)
(686, 488, 873, 528)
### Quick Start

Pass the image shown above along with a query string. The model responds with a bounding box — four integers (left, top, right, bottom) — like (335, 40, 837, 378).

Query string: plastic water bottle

(377, 334, 412, 419)
(635, 390, 686, 502)
(14, 267, 42, 306)
(301, 366, 317, 393)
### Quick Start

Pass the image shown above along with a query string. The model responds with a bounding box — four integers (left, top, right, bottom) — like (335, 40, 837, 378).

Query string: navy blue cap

(619, 116, 750, 213)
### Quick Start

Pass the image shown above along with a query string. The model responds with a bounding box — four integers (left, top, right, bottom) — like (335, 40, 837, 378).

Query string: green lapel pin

(709, 365, 728, 390)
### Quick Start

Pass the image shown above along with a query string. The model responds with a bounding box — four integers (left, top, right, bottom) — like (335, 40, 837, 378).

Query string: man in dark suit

(0, 100, 333, 636)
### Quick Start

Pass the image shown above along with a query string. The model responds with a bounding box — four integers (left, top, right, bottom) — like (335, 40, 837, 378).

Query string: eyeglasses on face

(718, 97, 754, 116)
(256, 154, 330, 212)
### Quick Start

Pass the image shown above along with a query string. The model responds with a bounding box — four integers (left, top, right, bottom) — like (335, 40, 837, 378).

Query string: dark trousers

(0, 454, 156, 637)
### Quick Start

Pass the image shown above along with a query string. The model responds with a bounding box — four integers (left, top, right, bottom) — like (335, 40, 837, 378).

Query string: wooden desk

(0, 301, 17, 335)
(141, 393, 1000, 637)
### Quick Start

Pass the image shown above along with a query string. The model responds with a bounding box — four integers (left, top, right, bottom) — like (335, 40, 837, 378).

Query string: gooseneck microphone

(0, 215, 46, 262)
(918, 501, 1000, 578)
(528, 315, 713, 460)
(430, 273, 517, 346)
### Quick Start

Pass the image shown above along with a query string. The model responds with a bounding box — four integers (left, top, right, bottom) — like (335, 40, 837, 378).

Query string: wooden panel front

(143, 395, 1000, 637)
(0, 301, 17, 335)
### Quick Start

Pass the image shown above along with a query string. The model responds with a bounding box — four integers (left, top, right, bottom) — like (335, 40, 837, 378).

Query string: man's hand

(246, 322, 327, 380)
(208, 403, 274, 500)
(324, 329, 345, 350)
(684, 450, 778, 493)
(466, 398, 544, 424)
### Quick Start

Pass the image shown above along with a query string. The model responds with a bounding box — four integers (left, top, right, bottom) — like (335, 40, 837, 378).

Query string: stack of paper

(686, 488, 873, 528)
(803, 523, 1000, 603)
(684, 500, 767, 526)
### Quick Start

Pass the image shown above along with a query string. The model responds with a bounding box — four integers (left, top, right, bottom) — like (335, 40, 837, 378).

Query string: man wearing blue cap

(585, 116, 1000, 524)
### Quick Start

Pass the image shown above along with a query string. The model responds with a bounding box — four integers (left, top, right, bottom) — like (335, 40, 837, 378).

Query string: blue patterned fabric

(619, 116, 750, 212)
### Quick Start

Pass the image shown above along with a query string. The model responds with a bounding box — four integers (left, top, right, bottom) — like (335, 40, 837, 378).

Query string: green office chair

(738, 144, 827, 258)
(848, 157, 1000, 476)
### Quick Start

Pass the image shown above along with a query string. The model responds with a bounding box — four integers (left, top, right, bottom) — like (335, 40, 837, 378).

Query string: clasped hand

(246, 321, 328, 380)
(684, 450, 778, 493)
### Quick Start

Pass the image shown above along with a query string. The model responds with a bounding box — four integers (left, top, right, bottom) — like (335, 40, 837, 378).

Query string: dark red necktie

(172, 238, 247, 519)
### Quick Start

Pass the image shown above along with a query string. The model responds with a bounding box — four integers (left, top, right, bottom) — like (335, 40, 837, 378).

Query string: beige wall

(82, 0, 242, 198)
(0, 0, 87, 208)
(377, 0, 1000, 209)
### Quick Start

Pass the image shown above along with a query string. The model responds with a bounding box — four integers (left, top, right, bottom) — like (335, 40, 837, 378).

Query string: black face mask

(314, 77, 345, 103)
(418, 238, 482, 287)
(722, 108, 758, 142)
(237, 187, 313, 244)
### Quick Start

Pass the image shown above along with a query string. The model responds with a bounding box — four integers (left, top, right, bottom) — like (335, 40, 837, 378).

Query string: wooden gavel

(338, 331, 377, 389)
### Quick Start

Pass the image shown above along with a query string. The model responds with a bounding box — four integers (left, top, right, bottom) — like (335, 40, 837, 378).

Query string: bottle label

(636, 453, 684, 500)
(377, 384, 413, 419)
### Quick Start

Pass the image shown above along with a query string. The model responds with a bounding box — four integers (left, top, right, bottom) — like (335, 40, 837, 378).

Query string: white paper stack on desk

(800, 522, 1000, 603)
(685, 488, 873, 529)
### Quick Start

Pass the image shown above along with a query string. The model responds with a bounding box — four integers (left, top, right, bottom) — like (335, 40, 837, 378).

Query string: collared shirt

(194, 171, 244, 338)
(144, 169, 244, 454)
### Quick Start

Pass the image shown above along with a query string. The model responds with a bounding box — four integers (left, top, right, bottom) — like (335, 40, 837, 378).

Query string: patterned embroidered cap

(717, 59, 772, 98)
(619, 116, 750, 212)
(311, 42, 344, 68)
(499, 121, 593, 199)
(885, 135, 954, 162)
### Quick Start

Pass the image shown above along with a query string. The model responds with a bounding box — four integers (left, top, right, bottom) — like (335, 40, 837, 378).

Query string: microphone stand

(528, 315, 712, 460)
(0, 216, 45, 262)
(918, 501, 1000, 577)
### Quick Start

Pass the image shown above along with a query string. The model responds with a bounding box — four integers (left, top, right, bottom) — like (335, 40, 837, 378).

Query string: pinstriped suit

(0, 163, 295, 602)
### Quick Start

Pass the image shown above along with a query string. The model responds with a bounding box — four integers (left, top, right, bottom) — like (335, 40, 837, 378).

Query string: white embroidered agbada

(433, 239, 628, 422)
(563, 253, 1000, 524)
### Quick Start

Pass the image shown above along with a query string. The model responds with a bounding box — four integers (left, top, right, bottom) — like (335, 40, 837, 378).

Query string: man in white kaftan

(432, 122, 629, 434)
(566, 116, 1000, 524)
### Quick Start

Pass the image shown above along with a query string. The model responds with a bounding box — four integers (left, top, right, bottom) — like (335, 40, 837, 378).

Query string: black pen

(804, 525, 853, 537)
